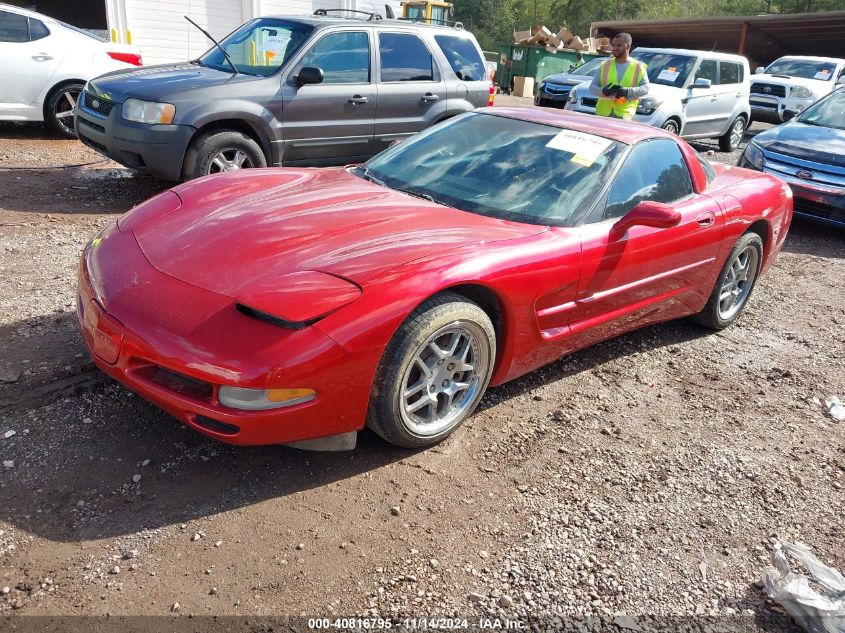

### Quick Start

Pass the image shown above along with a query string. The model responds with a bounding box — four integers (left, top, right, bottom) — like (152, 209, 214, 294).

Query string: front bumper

(739, 151, 845, 228)
(750, 95, 814, 122)
(77, 222, 382, 445)
(74, 92, 195, 181)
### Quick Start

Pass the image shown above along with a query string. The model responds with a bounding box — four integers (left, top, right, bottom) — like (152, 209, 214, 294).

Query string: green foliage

(454, 0, 845, 50)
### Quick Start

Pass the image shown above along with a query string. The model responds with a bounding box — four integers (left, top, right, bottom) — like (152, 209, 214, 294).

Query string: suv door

(372, 31, 447, 153)
(716, 60, 745, 130)
(0, 11, 62, 117)
(682, 57, 727, 136)
(571, 138, 723, 347)
(280, 29, 375, 165)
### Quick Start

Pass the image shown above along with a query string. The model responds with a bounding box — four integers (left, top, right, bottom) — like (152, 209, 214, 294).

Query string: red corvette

(78, 109, 792, 449)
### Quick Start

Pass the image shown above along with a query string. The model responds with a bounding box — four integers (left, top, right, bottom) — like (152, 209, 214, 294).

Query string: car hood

(753, 73, 833, 92)
(542, 71, 593, 85)
(87, 62, 263, 103)
(132, 168, 545, 296)
(752, 121, 845, 167)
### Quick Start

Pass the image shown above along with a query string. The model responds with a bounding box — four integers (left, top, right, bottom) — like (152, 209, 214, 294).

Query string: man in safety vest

(588, 33, 649, 120)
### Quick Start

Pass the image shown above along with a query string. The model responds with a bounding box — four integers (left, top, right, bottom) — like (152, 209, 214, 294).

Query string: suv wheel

(661, 118, 680, 135)
(184, 130, 266, 180)
(719, 116, 746, 152)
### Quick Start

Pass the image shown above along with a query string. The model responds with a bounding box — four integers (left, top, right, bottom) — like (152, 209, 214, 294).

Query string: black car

(739, 88, 845, 228)
(535, 58, 602, 109)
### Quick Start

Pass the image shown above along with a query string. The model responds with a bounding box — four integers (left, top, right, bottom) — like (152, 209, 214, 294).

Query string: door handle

(32, 54, 54, 62)
(421, 93, 440, 102)
(348, 95, 369, 105)
(710, 96, 719, 101)
(696, 211, 716, 227)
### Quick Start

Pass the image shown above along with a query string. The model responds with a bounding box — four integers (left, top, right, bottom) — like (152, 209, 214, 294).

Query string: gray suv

(74, 12, 491, 181)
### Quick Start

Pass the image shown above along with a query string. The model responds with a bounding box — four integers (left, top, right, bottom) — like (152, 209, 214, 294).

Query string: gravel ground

(0, 107, 843, 632)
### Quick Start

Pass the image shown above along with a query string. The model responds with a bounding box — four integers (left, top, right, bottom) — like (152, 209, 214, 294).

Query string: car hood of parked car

(753, 73, 836, 92)
(129, 167, 546, 296)
(751, 120, 845, 167)
(88, 62, 261, 103)
(542, 70, 594, 86)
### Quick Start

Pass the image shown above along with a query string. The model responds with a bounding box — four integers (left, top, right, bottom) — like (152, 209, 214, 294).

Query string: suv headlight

(122, 98, 176, 124)
(636, 96, 662, 116)
(741, 141, 765, 170)
(789, 86, 812, 99)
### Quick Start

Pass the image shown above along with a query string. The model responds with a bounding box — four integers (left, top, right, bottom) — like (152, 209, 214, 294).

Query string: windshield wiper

(189, 58, 205, 67)
(394, 186, 445, 205)
(355, 166, 385, 187)
(184, 16, 239, 75)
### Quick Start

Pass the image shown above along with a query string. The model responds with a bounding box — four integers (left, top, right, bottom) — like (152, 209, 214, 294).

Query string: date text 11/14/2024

(308, 617, 527, 630)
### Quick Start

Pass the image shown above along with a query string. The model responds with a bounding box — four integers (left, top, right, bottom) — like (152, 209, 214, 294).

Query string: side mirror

(614, 201, 681, 233)
(295, 66, 324, 87)
(837, 75, 845, 85)
(692, 78, 711, 89)
(755, 67, 764, 74)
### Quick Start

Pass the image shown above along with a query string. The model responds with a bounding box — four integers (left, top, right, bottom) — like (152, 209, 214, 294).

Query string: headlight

(742, 141, 765, 170)
(636, 96, 662, 116)
(122, 98, 176, 124)
(539, 81, 547, 92)
(789, 86, 812, 99)
(218, 386, 316, 411)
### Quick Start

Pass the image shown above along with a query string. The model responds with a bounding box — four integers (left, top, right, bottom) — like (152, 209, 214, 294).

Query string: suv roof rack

(396, 16, 463, 28)
(313, 8, 383, 20)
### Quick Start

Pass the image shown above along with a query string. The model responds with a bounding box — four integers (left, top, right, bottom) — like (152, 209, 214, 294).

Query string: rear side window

(604, 139, 693, 220)
(0, 11, 29, 42)
(28, 18, 50, 41)
(434, 35, 485, 81)
(295, 31, 370, 83)
(719, 61, 743, 84)
(379, 33, 434, 82)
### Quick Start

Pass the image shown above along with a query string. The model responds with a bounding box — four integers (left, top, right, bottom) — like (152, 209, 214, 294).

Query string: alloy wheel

(729, 119, 745, 150)
(717, 245, 759, 321)
(207, 149, 255, 174)
(399, 321, 491, 437)
(52, 87, 81, 137)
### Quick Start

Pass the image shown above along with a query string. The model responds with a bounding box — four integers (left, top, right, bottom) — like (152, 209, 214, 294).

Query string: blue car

(739, 88, 845, 228)
(535, 58, 602, 109)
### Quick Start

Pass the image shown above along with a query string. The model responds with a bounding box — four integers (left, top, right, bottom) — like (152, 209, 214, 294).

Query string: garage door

(124, 0, 244, 65)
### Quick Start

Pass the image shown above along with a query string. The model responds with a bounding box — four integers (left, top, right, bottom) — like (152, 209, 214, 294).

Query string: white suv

(0, 2, 141, 137)
(566, 47, 751, 151)
(750, 55, 845, 122)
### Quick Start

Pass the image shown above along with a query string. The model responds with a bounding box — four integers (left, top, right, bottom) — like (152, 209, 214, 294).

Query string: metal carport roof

(591, 11, 845, 67)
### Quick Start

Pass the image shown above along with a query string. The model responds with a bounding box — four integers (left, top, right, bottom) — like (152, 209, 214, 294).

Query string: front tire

(183, 130, 266, 180)
(693, 232, 763, 330)
(661, 118, 680, 135)
(46, 82, 84, 138)
(366, 293, 496, 448)
(719, 116, 746, 152)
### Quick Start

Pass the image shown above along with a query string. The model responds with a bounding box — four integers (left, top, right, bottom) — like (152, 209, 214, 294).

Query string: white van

(750, 55, 845, 122)
(566, 47, 751, 151)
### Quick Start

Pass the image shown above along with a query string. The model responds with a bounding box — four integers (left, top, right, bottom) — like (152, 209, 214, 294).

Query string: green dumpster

(494, 45, 606, 94)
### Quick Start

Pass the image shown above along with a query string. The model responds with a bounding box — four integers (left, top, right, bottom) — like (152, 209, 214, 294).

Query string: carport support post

(738, 22, 747, 56)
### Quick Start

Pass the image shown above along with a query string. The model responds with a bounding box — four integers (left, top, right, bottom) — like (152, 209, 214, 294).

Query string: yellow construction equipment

(401, 1, 453, 24)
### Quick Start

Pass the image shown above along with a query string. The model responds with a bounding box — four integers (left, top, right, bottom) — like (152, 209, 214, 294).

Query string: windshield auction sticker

(546, 129, 613, 167)
(657, 67, 680, 82)
(814, 69, 832, 80)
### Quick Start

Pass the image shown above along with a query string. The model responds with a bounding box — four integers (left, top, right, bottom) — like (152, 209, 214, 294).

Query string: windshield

(765, 58, 837, 81)
(199, 18, 313, 76)
(573, 58, 603, 77)
(358, 112, 625, 226)
(797, 90, 845, 129)
(634, 51, 697, 88)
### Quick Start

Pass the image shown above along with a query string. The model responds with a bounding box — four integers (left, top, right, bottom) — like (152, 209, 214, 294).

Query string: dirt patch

(0, 117, 842, 632)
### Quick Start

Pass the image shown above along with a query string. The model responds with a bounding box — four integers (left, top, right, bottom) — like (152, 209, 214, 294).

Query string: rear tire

(46, 82, 84, 138)
(366, 293, 496, 449)
(693, 232, 763, 330)
(718, 116, 746, 152)
(183, 130, 266, 180)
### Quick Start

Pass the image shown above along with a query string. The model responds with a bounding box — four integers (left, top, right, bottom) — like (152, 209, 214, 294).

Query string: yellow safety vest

(596, 58, 647, 120)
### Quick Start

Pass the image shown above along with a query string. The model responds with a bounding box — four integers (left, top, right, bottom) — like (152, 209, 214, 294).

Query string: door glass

(379, 33, 434, 82)
(0, 11, 29, 42)
(28, 19, 50, 42)
(294, 31, 370, 83)
(434, 35, 485, 81)
(719, 61, 742, 84)
(604, 139, 693, 220)
(694, 59, 717, 84)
